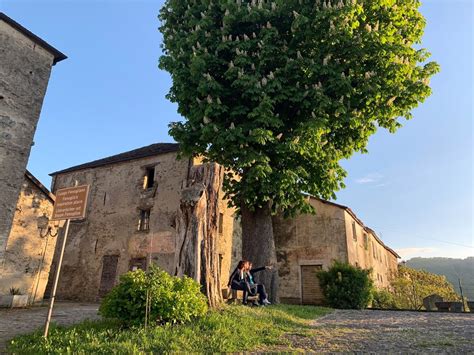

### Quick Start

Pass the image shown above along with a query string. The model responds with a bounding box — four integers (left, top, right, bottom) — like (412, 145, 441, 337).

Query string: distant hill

(406, 257, 474, 300)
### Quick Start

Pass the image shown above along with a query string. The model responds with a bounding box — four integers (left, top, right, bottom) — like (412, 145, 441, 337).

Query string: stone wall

(344, 211, 398, 288)
(0, 174, 55, 303)
(49, 152, 237, 301)
(273, 198, 348, 304)
(49, 152, 189, 301)
(0, 16, 61, 263)
(273, 197, 398, 304)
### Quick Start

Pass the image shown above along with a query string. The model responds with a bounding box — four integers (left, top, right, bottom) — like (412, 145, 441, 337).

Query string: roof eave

(308, 195, 400, 259)
(0, 12, 67, 65)
(49, 143, 180, 176)
(25, 170, 56, 202)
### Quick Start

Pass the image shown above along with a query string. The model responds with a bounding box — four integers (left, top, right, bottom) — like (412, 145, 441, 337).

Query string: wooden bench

(222, 289, 259, 304)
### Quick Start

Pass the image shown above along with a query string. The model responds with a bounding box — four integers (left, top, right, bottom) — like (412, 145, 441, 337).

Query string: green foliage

(406, 257, 474, 300)
(159, 0, 439, 215)
(8, 305, 332, 354)
(372, 289, 397, 309)
(391, 265, 459, 310)
(317, 261, 374, 309)
(99, 266, 208, 325)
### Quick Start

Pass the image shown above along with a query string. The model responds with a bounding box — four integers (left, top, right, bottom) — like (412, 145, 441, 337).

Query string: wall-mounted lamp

(37, 213, 58, 238)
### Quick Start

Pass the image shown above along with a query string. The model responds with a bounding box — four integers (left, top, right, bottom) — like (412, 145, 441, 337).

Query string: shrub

(391, 265, 459, 310)
(372, 289, 397, 309)
(99, 266, 208, 325)
(317, 261, 374, 309)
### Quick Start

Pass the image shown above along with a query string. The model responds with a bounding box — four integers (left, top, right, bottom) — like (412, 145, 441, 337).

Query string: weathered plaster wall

(343, 211, 398, 288)
(0, 175, 55, 303)
(0, 19, 56, 262)
(49, 151, 189, 301)
(273, 198, 348, 304)
(49, 153, 237, 301)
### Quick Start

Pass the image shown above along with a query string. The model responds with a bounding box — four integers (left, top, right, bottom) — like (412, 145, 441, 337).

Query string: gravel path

(0, 302, 99, 353)
(286, 309, 474, 353)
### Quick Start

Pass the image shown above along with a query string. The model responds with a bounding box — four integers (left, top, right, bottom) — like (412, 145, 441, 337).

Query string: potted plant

(0, 288, 29, 308)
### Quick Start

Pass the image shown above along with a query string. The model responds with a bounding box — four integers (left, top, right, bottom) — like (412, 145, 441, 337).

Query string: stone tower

(0, 13, 66, 262)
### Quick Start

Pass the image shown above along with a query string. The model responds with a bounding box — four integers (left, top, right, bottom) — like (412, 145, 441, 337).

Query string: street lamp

(37, 213, 58, 238)
(31, 213, 58, 304)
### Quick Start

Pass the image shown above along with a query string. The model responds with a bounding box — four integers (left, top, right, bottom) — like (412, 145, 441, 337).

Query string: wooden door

(301, 265, 324, 305)
(98, 255, 119, 297)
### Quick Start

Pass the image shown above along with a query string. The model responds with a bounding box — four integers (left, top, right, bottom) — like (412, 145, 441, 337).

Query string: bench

(222, 289, 259, 304)
(435, 301, 463, 312)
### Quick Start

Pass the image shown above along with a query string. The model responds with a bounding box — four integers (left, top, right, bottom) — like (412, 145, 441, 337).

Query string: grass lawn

(8, 304, 331, 354)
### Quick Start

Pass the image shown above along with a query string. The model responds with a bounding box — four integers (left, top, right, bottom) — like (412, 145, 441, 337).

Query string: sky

(2, 0, 472, 260)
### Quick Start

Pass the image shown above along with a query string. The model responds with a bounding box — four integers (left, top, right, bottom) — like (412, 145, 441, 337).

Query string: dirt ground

(285, 309, 474, 353)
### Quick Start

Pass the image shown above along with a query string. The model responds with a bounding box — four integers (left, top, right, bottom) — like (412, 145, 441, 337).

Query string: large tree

(159, 0, 438, 303)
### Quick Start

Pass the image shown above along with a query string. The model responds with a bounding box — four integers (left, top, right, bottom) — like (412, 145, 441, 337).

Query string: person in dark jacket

(245, 262, 272, 305)
(227, 260, 252, 304)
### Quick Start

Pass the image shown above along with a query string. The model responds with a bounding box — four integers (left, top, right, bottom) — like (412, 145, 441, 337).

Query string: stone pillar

(0, 13, 66, 262)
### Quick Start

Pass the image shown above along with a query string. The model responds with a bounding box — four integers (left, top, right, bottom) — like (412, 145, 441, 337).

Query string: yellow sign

(51, 185, 89, 220)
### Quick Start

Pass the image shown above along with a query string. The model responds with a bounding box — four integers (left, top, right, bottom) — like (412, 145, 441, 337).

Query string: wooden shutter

(301, 265, 324, 305)
(98, 255, 119, 297)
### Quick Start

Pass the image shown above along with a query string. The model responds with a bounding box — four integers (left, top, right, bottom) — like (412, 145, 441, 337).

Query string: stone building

(47, 143, 239, 301)
(48, 143, 399, 304)
(0, 13, 66, 263)
(273, 197, 400, 305)
(0, 170, 57, 304)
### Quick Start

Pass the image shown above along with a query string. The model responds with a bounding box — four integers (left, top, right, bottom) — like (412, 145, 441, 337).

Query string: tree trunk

(174, 163, 224, 308)
(241, 202, 279, 303)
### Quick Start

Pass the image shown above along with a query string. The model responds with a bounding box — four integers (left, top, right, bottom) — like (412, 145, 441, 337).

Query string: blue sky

(2, 0, 472, 259)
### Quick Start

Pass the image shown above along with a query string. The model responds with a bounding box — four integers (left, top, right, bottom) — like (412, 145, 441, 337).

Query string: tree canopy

(407, 257, 474, 300)
(159, 0, 439, 215)
(391, 265, 459, 310)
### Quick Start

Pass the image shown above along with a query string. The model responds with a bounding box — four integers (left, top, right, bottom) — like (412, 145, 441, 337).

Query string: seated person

(227, 260, 252, 304)
(246, 262, 272, 306)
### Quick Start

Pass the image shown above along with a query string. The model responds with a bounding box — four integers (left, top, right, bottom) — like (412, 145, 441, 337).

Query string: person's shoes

(262, 299, 271, 305)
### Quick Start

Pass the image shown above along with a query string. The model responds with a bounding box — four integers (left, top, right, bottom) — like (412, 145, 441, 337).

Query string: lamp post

(30, 214, 58, 305)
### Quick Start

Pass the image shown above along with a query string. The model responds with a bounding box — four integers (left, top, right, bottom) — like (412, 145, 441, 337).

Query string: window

(129, 257, 147, 271)
(143, 166, 155, 189)
(352, 222, 357, 242)
(218, 213, 224, 234)
(138, 209, 150, 231)
(363, 233, 368, 250)
(218, 254, 223, 277)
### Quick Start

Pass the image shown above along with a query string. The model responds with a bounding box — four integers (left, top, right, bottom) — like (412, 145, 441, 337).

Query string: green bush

(391, 265, 459, 310)
(372, 289, 397, 309)
(99, 266, 208, 325)
(317, 261, 374, 309)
